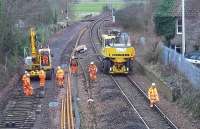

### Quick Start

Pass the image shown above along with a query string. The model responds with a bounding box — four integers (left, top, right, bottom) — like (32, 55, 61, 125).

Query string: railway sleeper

(3, 111, 33, 115)
(1, 119, 35, 128)
(10, 107, 35, 110)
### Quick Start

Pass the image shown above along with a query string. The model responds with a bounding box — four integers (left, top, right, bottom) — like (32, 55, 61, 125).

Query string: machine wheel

(102, 59, 111, 74)
(126, 60, 133, 72)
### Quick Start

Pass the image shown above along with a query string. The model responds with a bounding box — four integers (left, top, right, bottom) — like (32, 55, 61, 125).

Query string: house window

(177, 18, 182, 34)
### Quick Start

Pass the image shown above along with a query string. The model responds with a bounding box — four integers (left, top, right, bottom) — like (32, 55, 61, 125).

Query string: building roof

(171, 0, 200, 17)
(154, 0, 200, 17)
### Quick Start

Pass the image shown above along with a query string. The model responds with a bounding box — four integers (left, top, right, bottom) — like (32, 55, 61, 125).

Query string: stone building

(170, 0, 200, 52)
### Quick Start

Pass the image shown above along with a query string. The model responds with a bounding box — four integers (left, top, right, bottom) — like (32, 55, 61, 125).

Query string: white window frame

(176, 18, 182, 34)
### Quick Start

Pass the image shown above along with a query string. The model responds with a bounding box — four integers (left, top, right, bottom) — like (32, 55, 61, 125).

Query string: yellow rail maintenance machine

(101, 32, 135, 74)
(24, 28, 53, 79)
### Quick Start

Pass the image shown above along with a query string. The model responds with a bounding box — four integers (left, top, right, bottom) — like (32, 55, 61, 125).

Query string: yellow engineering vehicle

(101, 32, 135, 74)
(24, 28, 53, 79)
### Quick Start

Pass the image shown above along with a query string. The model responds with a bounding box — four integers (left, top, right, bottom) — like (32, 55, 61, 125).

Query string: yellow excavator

(24, 28, 53, 79)
(101, 32, 135, 74)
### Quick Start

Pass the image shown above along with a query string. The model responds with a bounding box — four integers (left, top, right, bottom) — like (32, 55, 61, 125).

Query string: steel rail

(89, 14, 179, 129)
(89, 16, 151, 129)
(126, 75, 179, 129)
(60, 27, 87, 129)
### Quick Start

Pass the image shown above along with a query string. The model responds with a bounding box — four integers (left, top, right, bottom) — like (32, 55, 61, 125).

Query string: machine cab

(113, 32, 131, 47)
(39, 48, 52, 69)
(102, 34, 116, 47)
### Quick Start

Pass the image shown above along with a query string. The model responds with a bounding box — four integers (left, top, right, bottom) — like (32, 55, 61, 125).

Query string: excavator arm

(30, 28, 38, 58)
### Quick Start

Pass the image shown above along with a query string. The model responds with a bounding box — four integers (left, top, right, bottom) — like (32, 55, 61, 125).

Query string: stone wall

(172, 16, 200, 52)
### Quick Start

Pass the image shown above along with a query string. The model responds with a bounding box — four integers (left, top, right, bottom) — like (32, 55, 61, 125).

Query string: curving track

(79, 14, 148, 129)
(89, 14, 179, 129)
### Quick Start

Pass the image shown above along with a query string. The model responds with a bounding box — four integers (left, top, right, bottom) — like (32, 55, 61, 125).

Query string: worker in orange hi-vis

(39, 69, 46, 90)
(22, 72, 33, 96)
(70, 56, 78, 74)
(26, 73, 33, 96)
(148, 83, 159, 108)
(22, 71, 28, 95)
(42, 55, 49, 65)
(88, 62, 97, 81)
(56, 66, 65, 87)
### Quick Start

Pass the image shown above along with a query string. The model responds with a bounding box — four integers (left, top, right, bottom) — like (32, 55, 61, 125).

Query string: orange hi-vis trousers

(56, 77, 64, 86)
(39, 78, 46, 88)
(71, 65, 78, 74)
(89, 70, 97, 81)
(148, 87, 159, 107)
(24, 82, 33, 96)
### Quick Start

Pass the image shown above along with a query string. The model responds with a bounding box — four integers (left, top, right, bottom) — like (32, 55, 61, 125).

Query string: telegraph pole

(66, 0, 69, 25)
(182, 0, 185, 55)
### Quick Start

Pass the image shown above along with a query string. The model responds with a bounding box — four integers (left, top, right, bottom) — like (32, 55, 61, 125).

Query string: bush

(180, 90, 200, 118)
(115, 3, 146, 32)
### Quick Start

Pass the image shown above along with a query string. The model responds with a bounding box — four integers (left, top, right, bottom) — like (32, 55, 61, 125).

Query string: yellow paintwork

(30, 28, 38, 58)
(25, 28, 52, 78)
(101, 34, 136, 74)
(110, 65, 128, 74)
(101, 47, 135, 62)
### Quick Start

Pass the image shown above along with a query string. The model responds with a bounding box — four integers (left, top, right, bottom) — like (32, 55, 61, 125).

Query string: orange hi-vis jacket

(22, 74, 27, 86)
(148, 86, 159, 103)
(88, 64, 97, 80)
(42, 55, 49, 65)
(26, 76, 33, 96)
(39, 70, 46, 87)
(56, 68, 65, 86)
(22, 74, 33, 96)
(70, 59, 78, 73)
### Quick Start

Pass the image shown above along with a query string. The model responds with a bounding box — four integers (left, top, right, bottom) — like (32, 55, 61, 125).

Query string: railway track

(0, 90, 40, 129)
(60, 26, 87, 129)
(89, 14, 179, 129)
(75, 16, 109, 129)
(73, 14, 111, 129)
(112, 75, 178, 129)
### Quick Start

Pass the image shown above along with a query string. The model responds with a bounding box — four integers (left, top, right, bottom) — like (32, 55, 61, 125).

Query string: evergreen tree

(154, 0, 176, 47)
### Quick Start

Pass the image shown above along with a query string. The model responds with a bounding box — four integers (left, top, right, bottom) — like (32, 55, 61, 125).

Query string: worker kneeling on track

(56, 66, 65, 87)
(22, 71, 33, 96)
(148, 83, 159, 108)
(70, 56, 78, 74)
(39, 69, 46, 90)
(88, 62, 97, 81)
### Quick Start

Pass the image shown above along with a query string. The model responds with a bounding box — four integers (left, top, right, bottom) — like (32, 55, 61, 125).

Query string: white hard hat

(152, 83, 156, 86)
(25, 71, 28, 74)
(90, 62, 94, 65)
(57, 66, 61, 69)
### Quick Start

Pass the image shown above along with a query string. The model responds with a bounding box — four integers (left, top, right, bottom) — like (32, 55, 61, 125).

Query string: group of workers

(21, 66, 65, 96)
(21, 58, 159, 108)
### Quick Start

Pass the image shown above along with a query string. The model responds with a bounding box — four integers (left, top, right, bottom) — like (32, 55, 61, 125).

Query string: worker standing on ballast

(56, 66, 65, 87)
(22, 71, 28, 96)
(22, 72, 33, 96)
(39, 69, 46, 90)
(70, 56, 78, 74)
(148, 83, 159, 107)
(88, 62, 97, 81)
